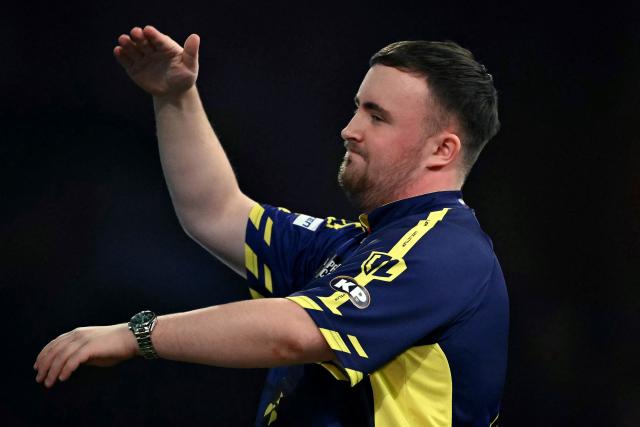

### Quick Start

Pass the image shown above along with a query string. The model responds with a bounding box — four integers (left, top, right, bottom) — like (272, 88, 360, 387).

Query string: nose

(340, 113, 363, 143)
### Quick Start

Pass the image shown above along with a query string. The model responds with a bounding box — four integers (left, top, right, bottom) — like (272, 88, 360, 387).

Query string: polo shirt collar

(358, 191, 465, 232)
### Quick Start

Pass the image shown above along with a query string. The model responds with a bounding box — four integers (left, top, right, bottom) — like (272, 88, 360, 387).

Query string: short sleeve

(244, 203, 365, 298)
(286, 211, 495, 386)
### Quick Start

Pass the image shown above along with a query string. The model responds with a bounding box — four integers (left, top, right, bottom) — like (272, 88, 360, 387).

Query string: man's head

(338, 40, 500, 212)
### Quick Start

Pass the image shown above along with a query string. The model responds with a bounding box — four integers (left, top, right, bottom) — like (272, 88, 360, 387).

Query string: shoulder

(249, 203, 365, 257)
(427, 208, 494, 259)
(367, 207, 496, 283)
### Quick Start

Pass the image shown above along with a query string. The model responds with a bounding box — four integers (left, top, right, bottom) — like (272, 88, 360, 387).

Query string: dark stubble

(337, 144, 424, 213)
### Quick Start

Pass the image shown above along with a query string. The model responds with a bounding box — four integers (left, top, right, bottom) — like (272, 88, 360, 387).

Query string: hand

(34, 323, 140, 388)
(114, 25, 200, 97)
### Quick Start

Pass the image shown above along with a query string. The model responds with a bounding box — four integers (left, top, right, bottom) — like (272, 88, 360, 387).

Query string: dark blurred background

(2, 1, 639, 425)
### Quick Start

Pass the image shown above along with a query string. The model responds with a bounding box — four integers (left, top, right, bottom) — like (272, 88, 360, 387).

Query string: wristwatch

(128, 310, 159, 359)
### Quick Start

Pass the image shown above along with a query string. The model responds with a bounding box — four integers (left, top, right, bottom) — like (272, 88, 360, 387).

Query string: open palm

(114, 26, 200, 97)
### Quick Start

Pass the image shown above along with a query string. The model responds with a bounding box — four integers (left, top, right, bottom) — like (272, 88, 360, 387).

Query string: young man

(35, 26, 508, 426)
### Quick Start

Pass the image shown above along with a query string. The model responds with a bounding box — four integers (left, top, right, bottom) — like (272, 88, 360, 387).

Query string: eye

(352, 107, 383, 123)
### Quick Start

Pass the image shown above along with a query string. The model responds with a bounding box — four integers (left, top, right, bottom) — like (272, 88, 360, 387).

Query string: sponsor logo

(293, 214, 324, 231)
(330, 276, 371, 309)
(314, 255, 342, 278)
(325, 216, 365, 230)
(360, 251, 406, 282)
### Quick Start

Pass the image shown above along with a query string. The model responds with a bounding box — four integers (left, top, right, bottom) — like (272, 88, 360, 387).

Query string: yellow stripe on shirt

(287, 295, 323, 311)
(264, 217, 273, 246)
(245, 244, 259, 279)
(318, 328, 351, 354)
(249, 204, 265, 230)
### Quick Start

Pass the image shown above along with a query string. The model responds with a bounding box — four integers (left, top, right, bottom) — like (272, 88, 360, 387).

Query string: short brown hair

(370, 40, 500, 177)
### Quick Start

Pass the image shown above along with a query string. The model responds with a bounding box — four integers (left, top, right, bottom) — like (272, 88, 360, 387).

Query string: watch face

(132, 310, 155, 325)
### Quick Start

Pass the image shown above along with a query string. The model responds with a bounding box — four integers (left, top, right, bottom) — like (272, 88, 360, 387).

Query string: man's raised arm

(114, 26, 254, 277)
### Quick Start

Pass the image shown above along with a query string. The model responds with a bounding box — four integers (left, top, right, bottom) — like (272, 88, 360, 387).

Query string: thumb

(182, 34, 200, 69)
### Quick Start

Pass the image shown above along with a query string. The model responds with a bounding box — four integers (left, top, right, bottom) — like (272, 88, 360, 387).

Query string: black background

(2, 1, 639, 425)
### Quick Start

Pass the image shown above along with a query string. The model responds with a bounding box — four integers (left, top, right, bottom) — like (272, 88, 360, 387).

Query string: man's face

(338, 65, 435, 212)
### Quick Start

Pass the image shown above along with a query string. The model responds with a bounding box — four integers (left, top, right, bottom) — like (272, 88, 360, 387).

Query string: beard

(338, 148, 422, 213)
(338, 154, 374, 212)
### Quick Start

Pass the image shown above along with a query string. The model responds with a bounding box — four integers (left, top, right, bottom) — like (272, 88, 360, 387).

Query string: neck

(348, 167, 463, 213)
(393, 170, 462, 202)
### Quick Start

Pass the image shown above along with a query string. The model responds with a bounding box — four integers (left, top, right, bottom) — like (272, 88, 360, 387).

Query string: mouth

(344, 145, 364, 159)
(343, 141, 366, 164)
(344, 150, 358, 163)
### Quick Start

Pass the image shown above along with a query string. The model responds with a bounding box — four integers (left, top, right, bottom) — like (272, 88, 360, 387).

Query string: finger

(182, 34, 200, 70)
(34, 341, 52, 370)
(58, 347, 91, 382)
(142, 25, 173, 51)
(129, 26, 155, 55)
(34, 330, 72, 371)
(113, 46, 133, 68)
(44, 339, 86, 388)
(35, 333, 73, 383)
(118, 34, 143, 61)
(142, 25, 166, 49)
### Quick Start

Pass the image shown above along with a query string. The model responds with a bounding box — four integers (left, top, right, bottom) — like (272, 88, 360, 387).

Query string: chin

(338, 169, 371, 210)
(338, 163, 356, 188)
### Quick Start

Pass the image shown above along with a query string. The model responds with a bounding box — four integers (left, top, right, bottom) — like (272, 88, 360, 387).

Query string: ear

(424, 132, 462, 168)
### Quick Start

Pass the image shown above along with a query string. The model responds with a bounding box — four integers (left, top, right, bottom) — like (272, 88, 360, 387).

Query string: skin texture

(34, 26, 465, 389)
(339, 65, 464, 212)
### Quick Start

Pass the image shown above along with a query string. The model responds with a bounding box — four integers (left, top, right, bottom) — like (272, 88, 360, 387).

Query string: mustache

(343, 141, 365, 157)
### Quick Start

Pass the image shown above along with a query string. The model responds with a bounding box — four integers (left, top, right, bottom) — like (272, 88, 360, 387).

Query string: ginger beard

(338, 141, 424, 213)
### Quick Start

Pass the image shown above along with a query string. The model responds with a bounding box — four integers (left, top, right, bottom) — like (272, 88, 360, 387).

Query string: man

(34, 25, 508, 426)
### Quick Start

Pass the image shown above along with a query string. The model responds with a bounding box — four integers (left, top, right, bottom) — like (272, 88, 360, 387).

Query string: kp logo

(360, 251, 406, 282)
(330, 276, 371, 309)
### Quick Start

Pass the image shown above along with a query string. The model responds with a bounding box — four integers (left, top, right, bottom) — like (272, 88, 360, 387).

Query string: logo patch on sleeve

(293, 214, 324, 231)
(330, 276, 371, 309)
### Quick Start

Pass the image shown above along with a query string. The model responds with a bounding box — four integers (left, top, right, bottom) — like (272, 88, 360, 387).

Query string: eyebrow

(354, 96, 392, 120)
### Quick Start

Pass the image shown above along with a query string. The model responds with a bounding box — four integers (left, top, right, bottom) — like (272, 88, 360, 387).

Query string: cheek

(365, 129, 419, 170)
(372, 142, 406, 167)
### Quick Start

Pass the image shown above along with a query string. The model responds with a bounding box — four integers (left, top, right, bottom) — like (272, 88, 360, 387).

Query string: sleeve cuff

(286, 295, 366, 387)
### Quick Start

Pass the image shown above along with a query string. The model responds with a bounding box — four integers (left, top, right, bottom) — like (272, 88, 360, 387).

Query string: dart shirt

(244, 191, 508, 426)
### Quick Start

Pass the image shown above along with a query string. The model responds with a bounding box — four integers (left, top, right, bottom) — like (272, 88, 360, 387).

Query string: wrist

(153, 86, 199, 108)
(128, 310, 160, 359)
(118, 323, 143, 358)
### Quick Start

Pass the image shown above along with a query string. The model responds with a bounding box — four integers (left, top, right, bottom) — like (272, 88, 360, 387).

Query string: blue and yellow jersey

(244, 191, 508, 427)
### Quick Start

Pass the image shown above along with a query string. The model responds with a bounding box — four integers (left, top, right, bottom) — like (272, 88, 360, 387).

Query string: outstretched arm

(34, 299, 333, 388)
(115, 26, 254, 276)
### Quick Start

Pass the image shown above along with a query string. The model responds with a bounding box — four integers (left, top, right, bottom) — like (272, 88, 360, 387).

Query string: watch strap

(129, 311, 159, 360)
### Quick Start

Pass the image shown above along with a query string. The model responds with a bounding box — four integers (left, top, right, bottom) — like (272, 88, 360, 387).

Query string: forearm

(154, 86, 246, 228)
(34, 298, 333, 388)
(151, 298, 333, 368)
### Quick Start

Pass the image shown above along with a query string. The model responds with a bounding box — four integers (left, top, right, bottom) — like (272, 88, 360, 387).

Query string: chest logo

(360, 251, 406, 282)
(330, 276, 371, 309)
